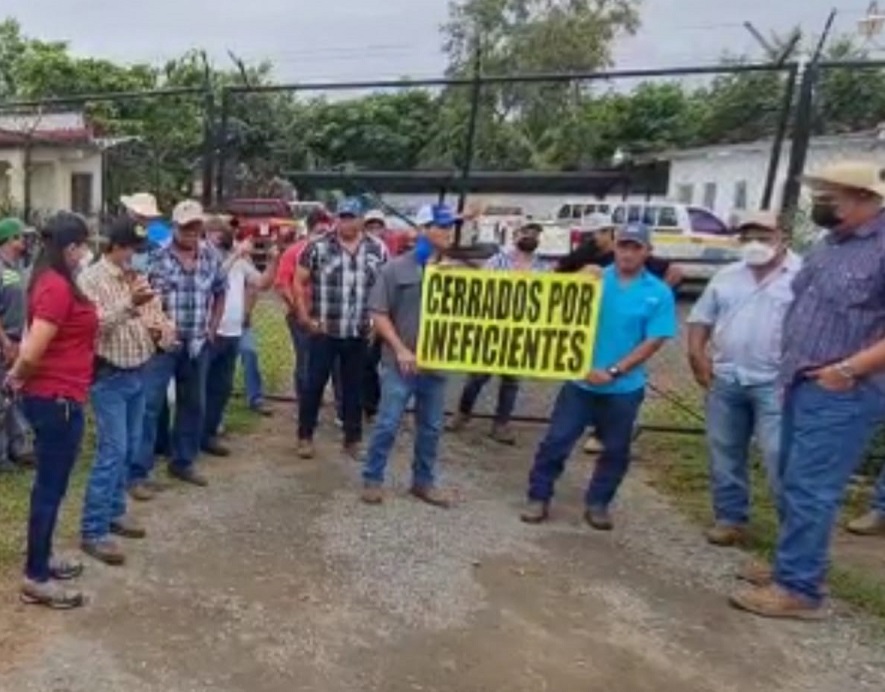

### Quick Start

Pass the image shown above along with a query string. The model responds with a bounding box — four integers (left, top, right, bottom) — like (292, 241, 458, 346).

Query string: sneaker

(846, 509, 885, 536)
(519, 501, 550, 524)
(49, 556, 84, 581)
(583, 436, 604, 455)
(729, 584, 825, 621)
(128, 482, 156, 503)
(446, 413, 470, 433)
(21, 579, 85, 610)
(81, 538, 126, 566)
(584, 507, 614, 531)
(736, 559, 773, 587)
(705, 523, 748, 547)
(409, 485, 453, 509)
(11, 451, 36, 468)
(110, 515, 146, 540)
(202, 438, 231, 458)
(143, 478, 170, 493)
(297, 439, 315, 460)
(490, 423, 516, 446)
(361, 485, 384, 505)
(168, 465, 209, 487)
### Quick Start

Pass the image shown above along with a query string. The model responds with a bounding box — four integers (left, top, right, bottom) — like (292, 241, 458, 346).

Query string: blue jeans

(298, 335, 366, 445)
(363, 366, 447, 487)
(82, 369, 145, 542)
(286, 315, 310, 402)
(528, 383, 644, 508)
(240, 327, 264, 408)
(22, 396, 85, 582)
(132, 347, 210, 483)
(705, 377, 781, 526)
(203, 336, 240, 445)
(774, 380, 884, 604)
(458, 373, 520, 425)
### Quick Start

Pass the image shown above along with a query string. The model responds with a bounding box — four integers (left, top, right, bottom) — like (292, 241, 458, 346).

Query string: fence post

(201, 87, 216, 209)
(214, 89, 230, 207)
(456, 43, 482, 245)
(761, 63, 798, 211)
(779, 58, 816, 225)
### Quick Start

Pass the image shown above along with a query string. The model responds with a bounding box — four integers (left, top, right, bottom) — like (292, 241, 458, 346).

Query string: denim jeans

(286, 315, 311, 402)
(132, 347, 210, 483)
(362, 340, 382, 418)
(705, 377, 781, 526)
(155, 396, 171, 456)
(240, 327, 264, 408)
(774, 380, 884, 604)
(203, 336, 240, 445)
(0, 361, 29, 462)
(82, 369, 145, 542)
(528, 383, 644, 508)
(298, 335, 367, 445)
(458, 373, 520, 425)
(22, 395, 85, 583)
(362, 366, 447, 488)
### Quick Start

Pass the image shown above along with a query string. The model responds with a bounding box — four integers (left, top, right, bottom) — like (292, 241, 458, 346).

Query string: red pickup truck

(227, 198, 298, 267)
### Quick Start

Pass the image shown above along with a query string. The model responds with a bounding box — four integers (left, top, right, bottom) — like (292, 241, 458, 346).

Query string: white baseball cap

(364, 210, 386, 225)
(172, 199, 205, 227)
(120, 192, 160, 219)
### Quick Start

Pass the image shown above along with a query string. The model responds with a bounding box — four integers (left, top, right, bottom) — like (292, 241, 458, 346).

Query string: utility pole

(455, 38, 482, 246)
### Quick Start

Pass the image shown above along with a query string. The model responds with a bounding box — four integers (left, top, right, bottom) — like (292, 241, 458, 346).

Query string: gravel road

(0, 408, 883, 692)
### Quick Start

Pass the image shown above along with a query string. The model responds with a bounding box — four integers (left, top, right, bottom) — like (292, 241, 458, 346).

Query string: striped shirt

(299, 232, 388, 338)
(781, 211, 885, 389)
(78, 257, 156, 369)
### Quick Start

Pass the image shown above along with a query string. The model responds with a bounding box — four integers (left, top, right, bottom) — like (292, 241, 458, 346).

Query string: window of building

(70, 173, 93, 215)
(733, 180, 748, 210)
(703, 182, 717, 210)
(676, 184, 694, 204)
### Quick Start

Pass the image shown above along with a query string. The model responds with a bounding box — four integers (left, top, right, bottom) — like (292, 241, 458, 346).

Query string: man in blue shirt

(521, 223, 677, 530)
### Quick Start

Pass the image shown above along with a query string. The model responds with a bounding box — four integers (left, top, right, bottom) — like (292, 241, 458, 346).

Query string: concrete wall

(0, 146, 102, 215)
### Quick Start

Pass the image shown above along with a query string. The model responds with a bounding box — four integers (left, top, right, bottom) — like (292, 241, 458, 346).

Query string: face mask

(415, 234, 434, 267)
(811, 201, 844, 230)
(516, 237, 539, 253)
(131, 252, 150, 274)
(741, 241, 777, 267)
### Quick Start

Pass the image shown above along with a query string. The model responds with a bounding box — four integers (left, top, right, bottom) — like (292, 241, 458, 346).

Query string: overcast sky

(2, 1, 876, 83)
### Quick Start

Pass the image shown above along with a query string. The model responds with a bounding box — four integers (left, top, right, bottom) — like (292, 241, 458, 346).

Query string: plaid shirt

(299, 233, 388, 338)
(147, 242, 226, 342)
(78, 257, 157, 368)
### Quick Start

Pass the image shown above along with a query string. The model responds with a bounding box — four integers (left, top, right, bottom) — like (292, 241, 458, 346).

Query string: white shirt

(218, 258, 261, 337)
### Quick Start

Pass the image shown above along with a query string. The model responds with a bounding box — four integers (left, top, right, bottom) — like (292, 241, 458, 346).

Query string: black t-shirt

(555, 239, 672, 280)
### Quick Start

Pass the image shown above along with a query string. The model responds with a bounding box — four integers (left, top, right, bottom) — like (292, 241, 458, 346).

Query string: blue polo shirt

(577, 265, 677, 394)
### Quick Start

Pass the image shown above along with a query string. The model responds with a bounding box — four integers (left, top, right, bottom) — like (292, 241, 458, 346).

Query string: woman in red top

(7, 213, 98, 609)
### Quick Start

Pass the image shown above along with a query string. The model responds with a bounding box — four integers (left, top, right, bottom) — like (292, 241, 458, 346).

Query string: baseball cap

(615, 223, 652, 248)
(120, 192, 161, 219)
(0, 217, 25, 244)
(364, 210, 386, 225)
(414, 204, 459, 229)
(106, 217, 148, 250)
(801, 161, 885, 198)
(736, 210, 780, 234)
(172, 199, 205, 227)
(337, 198, 363, 218)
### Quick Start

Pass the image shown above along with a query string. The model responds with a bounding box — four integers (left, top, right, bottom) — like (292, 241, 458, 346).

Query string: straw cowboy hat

(801, 161, 885, 198)
(120, 192, 161, 218)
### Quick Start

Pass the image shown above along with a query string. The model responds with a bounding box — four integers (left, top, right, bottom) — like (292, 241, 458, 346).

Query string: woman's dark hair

(28, 212, 90, 302)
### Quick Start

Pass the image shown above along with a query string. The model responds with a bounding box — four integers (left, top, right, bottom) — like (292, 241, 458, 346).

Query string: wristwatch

(833, 360, 857, 381)
(607, 365, 623, 378)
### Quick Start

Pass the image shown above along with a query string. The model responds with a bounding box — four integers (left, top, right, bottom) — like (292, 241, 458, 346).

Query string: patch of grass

(0, 302, 296, 574)
(639, 430, 885, 620)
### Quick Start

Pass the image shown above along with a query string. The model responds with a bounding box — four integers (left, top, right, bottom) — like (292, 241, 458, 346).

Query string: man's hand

(1, 340, 18, 367)
(689, 355, 714, 390)
(810, 365, 856, 393)
(236, 238, 254, 259)
(130, 276, 155, 307)
(266, 243, 280, 262)
(584, 369, 614, 386)
(579, 265, 603, 279)
(396, 347, 418, 375)
(301, 317, 324, 336)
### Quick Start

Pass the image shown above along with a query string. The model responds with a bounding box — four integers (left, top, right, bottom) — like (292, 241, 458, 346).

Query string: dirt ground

(1, 407, 884, 692)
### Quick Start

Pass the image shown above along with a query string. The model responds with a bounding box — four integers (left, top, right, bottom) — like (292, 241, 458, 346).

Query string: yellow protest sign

(416, 266, 602, 380)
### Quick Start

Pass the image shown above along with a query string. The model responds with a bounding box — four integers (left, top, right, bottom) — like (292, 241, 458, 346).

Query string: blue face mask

(131, 252, 149, 274)
(414, 234, 434, 267)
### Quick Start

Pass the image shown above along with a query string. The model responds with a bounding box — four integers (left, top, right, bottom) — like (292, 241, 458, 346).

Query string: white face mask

(741, 241, 776, 267)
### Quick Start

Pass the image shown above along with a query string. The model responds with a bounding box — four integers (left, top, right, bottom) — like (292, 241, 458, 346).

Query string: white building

(662, 128, 885, 222)
(0, 112, 103, 218)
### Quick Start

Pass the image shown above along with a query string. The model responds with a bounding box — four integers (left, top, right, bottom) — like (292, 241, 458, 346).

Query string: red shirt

(23, 270, 98, 403)
(275, 239, 311, 309)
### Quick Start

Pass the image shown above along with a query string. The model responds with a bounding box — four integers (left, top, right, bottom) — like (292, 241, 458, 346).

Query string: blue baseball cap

(414, 204, 459, 229)
(615, 222, 652, 248)
(337, 198, 363, 218)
